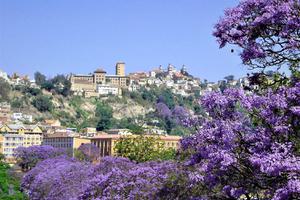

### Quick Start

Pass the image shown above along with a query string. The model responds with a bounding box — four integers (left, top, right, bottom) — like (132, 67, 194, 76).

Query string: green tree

(51, 74, 71, 96)
(0, 78, 11, 102)
(32, 95, 53, 112)
(41, 81, 55, 91)
(0, 153, 4, 163)
(0, 162, 27, 199)
(159, 88, 175, 109)
(95, 102, 113, 131)
(114, 135, 176, 163)
(34, 71, 46, 86)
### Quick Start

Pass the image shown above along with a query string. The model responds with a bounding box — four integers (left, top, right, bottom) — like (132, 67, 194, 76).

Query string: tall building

(116, 62, 125, 76)
(0, 124, 43, 162)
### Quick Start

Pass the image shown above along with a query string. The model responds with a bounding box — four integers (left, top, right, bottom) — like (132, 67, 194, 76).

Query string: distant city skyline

(0, 0, 247, 82)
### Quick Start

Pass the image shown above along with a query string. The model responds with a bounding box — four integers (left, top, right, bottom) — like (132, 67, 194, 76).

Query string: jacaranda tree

(14, 145, 66, 171)
(75, 143, 100, 162)
(213, 0, 300, 72)
(180, 85, 300, 200)
(22, 156, 178, 200)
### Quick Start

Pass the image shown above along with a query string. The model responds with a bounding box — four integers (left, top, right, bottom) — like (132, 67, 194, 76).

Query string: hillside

(9, 88, 153, 127)
(3, 81, 198, 136)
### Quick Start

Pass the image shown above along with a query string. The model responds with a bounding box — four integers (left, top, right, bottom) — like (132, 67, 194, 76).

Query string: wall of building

(43, 137, 74, 149)
(73, 137, 91, 149)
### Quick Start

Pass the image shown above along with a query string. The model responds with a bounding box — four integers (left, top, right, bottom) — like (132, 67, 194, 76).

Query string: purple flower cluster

(156, 102, 172, 118)
(22, 156, 179, 200)
(156, 102, 192, 125)
(77, 143, 100, 162)
(181, 83, 300, 199)
(14, 145, 66, 171)
(21, 156, 91, 200)
(213, 0, 300, 69)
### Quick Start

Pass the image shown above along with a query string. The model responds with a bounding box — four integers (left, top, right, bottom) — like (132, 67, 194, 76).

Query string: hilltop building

(70, 62, 128, 97)
(0, 69, 9, 82)
(116, 62, 125, 76)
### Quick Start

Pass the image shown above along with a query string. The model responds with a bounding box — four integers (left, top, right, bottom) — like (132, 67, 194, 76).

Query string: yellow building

(42, 133, 91, 150)
(90, 134, 182, 157)
(0, 124, 43, 161)
(40, 133, 181, 158)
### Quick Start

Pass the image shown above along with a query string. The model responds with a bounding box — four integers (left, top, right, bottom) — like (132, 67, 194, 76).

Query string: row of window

(5, 137, 23, 141)
(44, 138, 72, 142)
(44, 143, 72, 148)
(4, 142, 22, 146)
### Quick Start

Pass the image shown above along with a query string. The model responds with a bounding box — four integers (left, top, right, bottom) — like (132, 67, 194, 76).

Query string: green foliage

(0, 153, 4, 163)
(0, 78, 11, 102)
(10, 97, 25, 109)
(95, 102, 113, 131)
(53, 110, 76, 127)
(113, 118, 145, 134)
(170, 126, 190, 136)
(34, 71, 46, 86)
(159, 88, 176, 108)
(69, 96, 84, 107)
(158, 148, 177, 160)
(125, 124, 145, 134)
(0, 163, 27, 200)
(73, 149, 86, 162)
(51, 74, 71, 96)
(22, 87, 42, 96)
(32, 95, 53, 112)
(41, 81, 55, 91)
(114, 135, 176, 163)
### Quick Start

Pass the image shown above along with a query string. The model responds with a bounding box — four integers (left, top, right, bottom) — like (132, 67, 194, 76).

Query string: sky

(0, 0, 248, 82)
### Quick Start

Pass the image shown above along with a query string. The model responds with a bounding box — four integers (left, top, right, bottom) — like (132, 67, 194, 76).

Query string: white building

(96, 85, 122, 96)
(106, 129, 132, 135)
(11, 113, 33, 123)
(0, 69, 9, 81)
(11, 113, 23, 121)
(23, 114, 33, 123)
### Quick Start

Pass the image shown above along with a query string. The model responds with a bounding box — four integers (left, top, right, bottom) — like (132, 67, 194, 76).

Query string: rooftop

(94, 68, 107, 73)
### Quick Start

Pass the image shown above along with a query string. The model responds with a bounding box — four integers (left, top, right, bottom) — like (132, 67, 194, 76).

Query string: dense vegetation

(114, 135, 176, 162)
(0, 154, 27, 200)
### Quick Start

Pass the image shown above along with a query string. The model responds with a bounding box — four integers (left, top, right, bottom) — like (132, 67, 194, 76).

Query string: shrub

(32, 95, 53, 112)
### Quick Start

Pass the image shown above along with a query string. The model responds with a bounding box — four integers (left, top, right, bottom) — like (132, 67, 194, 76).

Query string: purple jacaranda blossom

(181, 82, 300, 199)
(213, 0, 300, 70)
(77, 143, 100, 162)
(21, 156, 91, 200)
(172, 105, 191, 124)
(14, 145, 66, 171)
(156, 102, 172, 118)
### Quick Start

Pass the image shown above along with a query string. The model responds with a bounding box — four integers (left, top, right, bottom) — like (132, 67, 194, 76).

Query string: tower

(94, 68, 106, 84)
(116, 62, 125, 76)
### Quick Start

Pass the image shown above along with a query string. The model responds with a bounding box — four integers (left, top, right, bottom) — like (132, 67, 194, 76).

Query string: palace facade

(70, 62, 129, 97)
